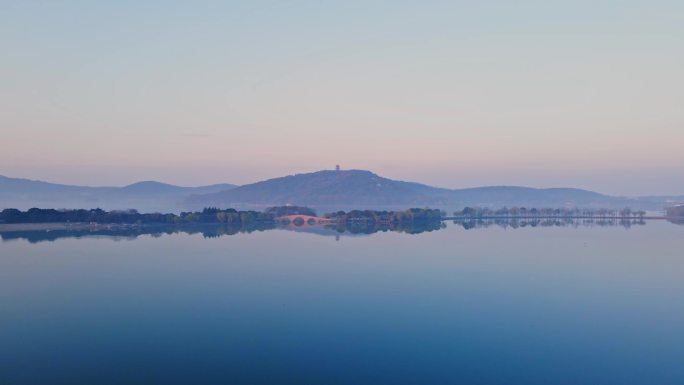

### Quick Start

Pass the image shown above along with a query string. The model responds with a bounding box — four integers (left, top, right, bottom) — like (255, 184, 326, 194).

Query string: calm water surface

(1, 222, 683, 384)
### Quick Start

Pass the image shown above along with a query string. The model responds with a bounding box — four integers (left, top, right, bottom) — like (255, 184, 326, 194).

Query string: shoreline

(0, 216, 673, 233)
(444, 216, 666, 220)
(0, 223, 142, 232)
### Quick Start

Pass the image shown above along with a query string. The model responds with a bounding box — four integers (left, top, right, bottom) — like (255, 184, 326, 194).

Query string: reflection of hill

(452, 218, 648, 230)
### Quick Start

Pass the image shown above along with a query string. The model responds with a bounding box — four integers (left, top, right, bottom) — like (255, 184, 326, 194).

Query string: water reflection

(453, 217, 648, 230)
(1, 217, 673, 243)
(325, 221, 445, 235)
(667, 217, 684, 225)
(0, 223, 274, 243)
(0, 220, 445, 243)
(1, 219, 683, 385)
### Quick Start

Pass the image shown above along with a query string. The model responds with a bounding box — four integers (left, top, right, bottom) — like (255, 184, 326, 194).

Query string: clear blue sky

(1, 0, 682, 195)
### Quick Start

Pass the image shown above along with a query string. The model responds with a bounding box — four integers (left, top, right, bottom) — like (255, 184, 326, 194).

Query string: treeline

(325, 208, 444, 223)
(0, 207, 446, 225)
(452, 207, 647, 219)
(0, 207, 275, 224)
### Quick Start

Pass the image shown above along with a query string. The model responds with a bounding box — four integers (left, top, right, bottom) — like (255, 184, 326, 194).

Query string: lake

(1, 220, 683, 384)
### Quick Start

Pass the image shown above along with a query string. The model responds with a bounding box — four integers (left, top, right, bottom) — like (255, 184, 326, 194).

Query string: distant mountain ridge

(2, 170, 680, 213)
(0, 175, 236, 212)
(187, 169, 655, 211)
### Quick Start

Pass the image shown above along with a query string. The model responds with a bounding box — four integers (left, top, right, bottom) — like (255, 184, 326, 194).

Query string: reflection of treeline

(666, 205, 684, 218)
(453, 217, 647, 230)
(324, 208, 444, 224)
(0, 223, 276, 244)
(0, 220, 445, 243)
(452, 207, 647, 219)
(327, 221, 445, 235)
(0, 207, 275, 224)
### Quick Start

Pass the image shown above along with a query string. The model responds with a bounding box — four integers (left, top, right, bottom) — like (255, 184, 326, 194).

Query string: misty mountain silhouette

(0, 175, 236, 211)
(190, 170, 452, 207)
(2, 170, 678, 212)
(187, 169, 638, 210)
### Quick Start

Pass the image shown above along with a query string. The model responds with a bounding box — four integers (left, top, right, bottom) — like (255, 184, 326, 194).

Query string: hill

(189, 170, 451, 207)
(187, 169, 636, 211)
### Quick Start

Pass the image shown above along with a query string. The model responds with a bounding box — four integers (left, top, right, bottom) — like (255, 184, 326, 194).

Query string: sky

(1, 0, 682, 196)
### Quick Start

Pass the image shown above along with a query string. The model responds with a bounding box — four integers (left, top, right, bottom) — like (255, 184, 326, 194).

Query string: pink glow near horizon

(1, 1, 683, 195)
